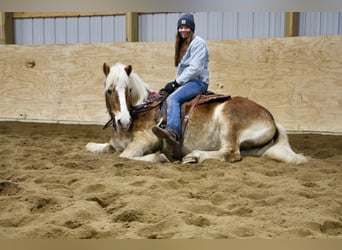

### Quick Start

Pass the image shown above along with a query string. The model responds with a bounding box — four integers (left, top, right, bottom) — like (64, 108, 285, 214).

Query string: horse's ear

(103, 63, 110, 76)
(125, 65, 132, 76)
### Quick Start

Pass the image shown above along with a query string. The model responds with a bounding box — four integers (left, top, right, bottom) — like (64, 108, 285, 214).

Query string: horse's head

(103, 62, 150, 130)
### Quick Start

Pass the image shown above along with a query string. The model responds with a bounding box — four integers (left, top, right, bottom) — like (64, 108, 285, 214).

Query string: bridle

(103, 91, 166, 130)
(103, 115, 115, 130)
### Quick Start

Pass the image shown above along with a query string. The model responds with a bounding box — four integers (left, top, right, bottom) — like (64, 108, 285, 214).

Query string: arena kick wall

(0, 35, 341, 134)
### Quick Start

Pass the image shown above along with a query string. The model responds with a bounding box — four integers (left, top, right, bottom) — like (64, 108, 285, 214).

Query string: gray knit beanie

(177, 13, 195, 32)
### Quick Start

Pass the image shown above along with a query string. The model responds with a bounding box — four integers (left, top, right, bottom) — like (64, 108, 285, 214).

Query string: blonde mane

(104, 63, 151, 106)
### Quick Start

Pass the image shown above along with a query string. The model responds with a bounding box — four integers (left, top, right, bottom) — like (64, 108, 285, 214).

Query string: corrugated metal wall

(13, 12, 342, 44)
(14, 15, 126, 44)
(299, 12, 342, 36)
(139, 12, 285, 41)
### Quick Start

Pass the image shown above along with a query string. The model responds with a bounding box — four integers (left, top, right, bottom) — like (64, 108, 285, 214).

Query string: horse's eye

(107, 89, 112, 95)
(129, 88, 132, 93)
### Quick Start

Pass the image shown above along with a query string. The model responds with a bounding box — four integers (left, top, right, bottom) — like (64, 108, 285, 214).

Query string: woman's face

(178, 25, 191, 39)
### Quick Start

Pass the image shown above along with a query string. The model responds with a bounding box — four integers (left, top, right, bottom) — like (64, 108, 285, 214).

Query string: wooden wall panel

(207, 36, 342, 133)
(0, 42, 174, 124)
(0, 35, 341, 133)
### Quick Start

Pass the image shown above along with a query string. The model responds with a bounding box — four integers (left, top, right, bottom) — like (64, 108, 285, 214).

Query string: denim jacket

(175, 35, 209, 85)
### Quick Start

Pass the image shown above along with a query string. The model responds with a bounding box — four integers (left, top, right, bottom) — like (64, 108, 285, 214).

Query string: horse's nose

(117, 119, 122, 126)
(116, 117, 131, 129)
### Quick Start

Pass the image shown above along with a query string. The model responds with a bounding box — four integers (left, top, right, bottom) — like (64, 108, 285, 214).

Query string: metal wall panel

(44, 18, 55, 44)
(207, 12, 223, 40)
(13, 12, 341, 44)
(222, 12, 238, 39)
(299, 12, 342, 36)
(101, 16, 113, 42)
(153, 14, 167, 41)
(32, 18, 44, 44)
(66, 17, 78, 43)
(320, 12, 339, 34)
(56, 18, 67, 44)
(193, 12, 209, 39)
(253, 12, 268, 38)
(138, 12, 286, 41)
(78, 17, 90, 43)
(14, 15, 126, 44)
(138, 13, 178, 42)
(238, 12, 254, 39)
(339, 13, 342, 34)
(90, 16, 102, 43)
(269, 12, 285, 37)
(14, 18, 33, 44)
(113, 16, 126, 42)
(165, 13, 179, 41)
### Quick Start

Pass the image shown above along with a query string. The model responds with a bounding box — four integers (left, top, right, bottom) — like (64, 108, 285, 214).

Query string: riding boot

(152, 126, 179, 145)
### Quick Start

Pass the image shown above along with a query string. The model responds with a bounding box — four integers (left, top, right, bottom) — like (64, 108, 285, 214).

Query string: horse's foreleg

(121, 152, 170, 163)
(182, 148, 241, 164)
(86, 142, 114, 153)
(182, 135, 241, 164)
(120, 148, 169, 163)
(119, 133, 166, 162)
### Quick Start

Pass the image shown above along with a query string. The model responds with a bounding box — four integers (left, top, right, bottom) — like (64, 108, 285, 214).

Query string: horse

(86, 62, 308, 164)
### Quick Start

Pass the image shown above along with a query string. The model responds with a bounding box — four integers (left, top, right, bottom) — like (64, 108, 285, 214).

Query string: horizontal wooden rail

(13, 12, 125, 18)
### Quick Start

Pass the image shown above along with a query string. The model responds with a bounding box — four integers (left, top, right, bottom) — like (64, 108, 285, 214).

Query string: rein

(102, 117, 114, 130)
(103, 91, 230, 130)
(103, 91, 166, 130)
(130, 92, 166, 117)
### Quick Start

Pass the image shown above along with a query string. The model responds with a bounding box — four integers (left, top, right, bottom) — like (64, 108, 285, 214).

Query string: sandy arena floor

(0, 121, 341, 239)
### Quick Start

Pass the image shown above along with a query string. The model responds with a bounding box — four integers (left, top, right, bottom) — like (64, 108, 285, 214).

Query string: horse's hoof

(158, 153, 170, 163)
(182, 157, 198, 164)
(228, 154, 242, 163)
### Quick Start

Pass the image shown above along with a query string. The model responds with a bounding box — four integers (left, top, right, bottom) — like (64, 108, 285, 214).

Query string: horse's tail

(262, 123, 308, 164)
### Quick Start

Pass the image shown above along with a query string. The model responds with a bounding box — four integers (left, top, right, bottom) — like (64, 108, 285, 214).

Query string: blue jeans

(166, 80, 208, 137)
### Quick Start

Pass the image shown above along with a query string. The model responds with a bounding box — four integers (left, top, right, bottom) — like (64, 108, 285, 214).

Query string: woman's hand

(159, 80, 180, 95)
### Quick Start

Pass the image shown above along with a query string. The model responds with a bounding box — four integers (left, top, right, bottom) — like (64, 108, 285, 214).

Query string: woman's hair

(174, 31, 194, 67)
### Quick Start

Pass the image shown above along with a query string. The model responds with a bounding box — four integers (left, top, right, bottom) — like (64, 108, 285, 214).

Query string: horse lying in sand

(86, 62, 307, 164)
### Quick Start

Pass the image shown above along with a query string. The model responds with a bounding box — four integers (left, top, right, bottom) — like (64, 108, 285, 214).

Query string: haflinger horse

(86, 62, 308, 164)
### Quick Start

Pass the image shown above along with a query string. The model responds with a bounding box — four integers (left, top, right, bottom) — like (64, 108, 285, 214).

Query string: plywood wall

(208, 36, 342, 133)
(0, 35, 341, 133)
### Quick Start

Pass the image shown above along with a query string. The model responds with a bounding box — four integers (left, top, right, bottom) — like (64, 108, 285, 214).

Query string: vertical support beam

(126, 12, 138, 42)
(0, 13, 5, 44)
(285, 12, 299, 37)
(0, 12, 14, 44)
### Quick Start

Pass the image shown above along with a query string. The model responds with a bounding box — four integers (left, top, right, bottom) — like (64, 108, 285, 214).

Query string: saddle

(180, 91, 231, 138)
(132, 91, 231, 139)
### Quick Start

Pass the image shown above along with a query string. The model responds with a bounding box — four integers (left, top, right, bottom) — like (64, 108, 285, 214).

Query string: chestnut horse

(86, 62, 307, 164)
